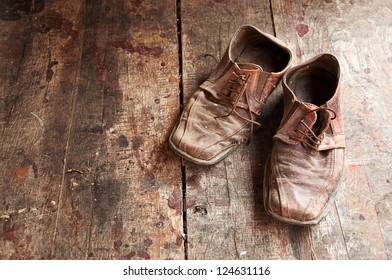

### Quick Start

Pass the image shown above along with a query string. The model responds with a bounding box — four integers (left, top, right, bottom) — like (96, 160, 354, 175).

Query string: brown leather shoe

(263, 53, 345, 225)
(170, 25, 292, 165)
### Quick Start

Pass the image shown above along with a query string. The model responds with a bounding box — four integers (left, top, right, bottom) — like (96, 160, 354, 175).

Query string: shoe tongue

(301, 102, 318, 128)
(301, 102, 330, 136)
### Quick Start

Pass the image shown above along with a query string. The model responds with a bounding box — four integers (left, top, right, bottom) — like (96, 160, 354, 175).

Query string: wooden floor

(0, 0, 391, 260)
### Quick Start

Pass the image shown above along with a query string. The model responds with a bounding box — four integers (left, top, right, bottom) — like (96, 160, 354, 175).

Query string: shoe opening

(231, 26, 291, 73)
(285, 54, 340, 106)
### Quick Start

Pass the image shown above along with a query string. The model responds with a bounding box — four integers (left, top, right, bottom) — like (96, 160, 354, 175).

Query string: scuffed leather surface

(171, 86, 247, 161)
(264, 53, 345, 224)
(266, 141, 344, 222)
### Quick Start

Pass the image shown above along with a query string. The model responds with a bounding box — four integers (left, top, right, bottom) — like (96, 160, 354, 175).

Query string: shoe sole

(262, 153, 343, 226)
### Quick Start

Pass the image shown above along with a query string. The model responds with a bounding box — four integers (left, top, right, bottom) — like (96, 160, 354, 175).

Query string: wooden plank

(51, 0, 183, 259)
(0, 0, 83, 259)
(271, 0, 392, 259)
(1, 0, 183, 260)
(181, 0, 313, 259)
(270, 0, 349, 259)
(336, 164, 387, 259)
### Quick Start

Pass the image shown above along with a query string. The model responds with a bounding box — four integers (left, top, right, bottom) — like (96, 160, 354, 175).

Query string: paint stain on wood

(296, 46, 304, 59)
(15, 165, 30, 184)
(105, 86, 113, 94)
(113, 240, 122, 250)
(167, 190, 182, 215)
(296, 23, 309, 37)
(282, 239, 288, 255)
(96, 51, 107, 82)
(168, 221, 176, 233)
(188, 174, 202, 190)
(284, 0, 292, 15)
(122, 251, 136, 259)
(129, 0, 143, 12)
(131, 137, 143, 150)
(23, 235, 32, 259)
(110, 41, 163, 58)
(347, 164, 361, 173)
(176, 234, 183, 246)
(144, 238, 153, 247)
(38, 12, 79, 39)
(112, 216, 123, 238)
(3, 222, 16, 242)
(138, 251, 151, 260)
(186, 200, 197, 209)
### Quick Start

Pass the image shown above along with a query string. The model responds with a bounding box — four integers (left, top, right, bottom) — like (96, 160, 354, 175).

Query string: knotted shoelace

(215, 71, 261, 140)
(291, 107, 336, 150)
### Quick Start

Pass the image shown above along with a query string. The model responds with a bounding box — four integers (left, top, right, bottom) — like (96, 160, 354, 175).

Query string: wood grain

(1, 0, 183, 260)
(271, 0, 392, 259)
(51, 0, 183, 259)
(0, 0, 83, 259)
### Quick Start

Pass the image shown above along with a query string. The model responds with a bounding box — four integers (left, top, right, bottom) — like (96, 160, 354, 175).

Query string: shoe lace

(215, 71, 261, 140)
(291, 107, 336, 150)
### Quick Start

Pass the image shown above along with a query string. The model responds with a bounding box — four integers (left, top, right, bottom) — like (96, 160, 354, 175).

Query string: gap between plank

(176, 0, 188, 260)
(268, 0, 277, 36)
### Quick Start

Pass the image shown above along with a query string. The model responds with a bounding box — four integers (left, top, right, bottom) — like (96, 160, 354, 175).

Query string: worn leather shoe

(170, 25, 292, 165)
(263, 53, 345, 225)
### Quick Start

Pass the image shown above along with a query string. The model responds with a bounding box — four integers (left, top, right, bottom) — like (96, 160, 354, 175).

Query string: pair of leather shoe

(169, 25, 345, 225)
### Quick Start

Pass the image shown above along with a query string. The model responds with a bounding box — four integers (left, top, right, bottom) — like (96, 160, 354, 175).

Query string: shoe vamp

(271, 141, 339, 220)
(174, 90, 247, 160)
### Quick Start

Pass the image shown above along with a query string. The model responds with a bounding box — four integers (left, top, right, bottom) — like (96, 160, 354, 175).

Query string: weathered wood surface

(271, 0, 392, 260)
(1, 0, 392, 260)
(0, 0, 84, 259)
(182, 0, 391, 259)
(0, 0, 183, 259)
